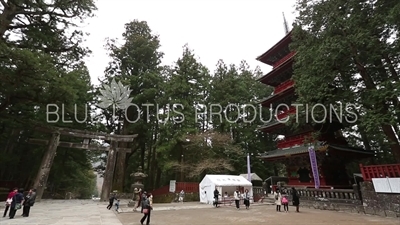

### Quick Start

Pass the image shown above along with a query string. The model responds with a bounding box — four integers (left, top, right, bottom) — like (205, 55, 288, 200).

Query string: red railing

(273, 51, 296, 68)
(276, 106, 296, 120)
(274, 79, 294, 95)
(151, 182, 199, 197)
(359, 164, 400, 181)
(277, 133, 313, 149)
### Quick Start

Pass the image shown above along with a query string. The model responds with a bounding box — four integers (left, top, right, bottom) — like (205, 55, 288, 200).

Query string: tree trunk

(33, 132, 60, 202)
(101, 141, 118, 201)
(140, 140, 145, 171)
(350, 47, 400, 162)
(155, 167, 162, 188)
(149, 122, 159, 189)
(113, 149, 127, 192)
(381, 125, 400, 163)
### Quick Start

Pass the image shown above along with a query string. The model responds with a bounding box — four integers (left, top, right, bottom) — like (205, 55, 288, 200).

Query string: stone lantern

(128, 166, 147, 209)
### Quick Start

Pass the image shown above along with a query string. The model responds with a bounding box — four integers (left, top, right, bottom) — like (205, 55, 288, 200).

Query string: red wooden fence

(359, 164, 400, 181)
(151, 182, 199, 197)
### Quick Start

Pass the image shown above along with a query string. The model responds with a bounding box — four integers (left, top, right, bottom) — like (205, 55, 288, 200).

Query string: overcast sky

(83, 0, 297, 85)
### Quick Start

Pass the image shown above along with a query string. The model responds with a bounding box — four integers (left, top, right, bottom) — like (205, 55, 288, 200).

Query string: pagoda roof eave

(257, 120, 285, 132)
(257, 56, 294, 84)
(257, 87, 295, 106)
(258, 144, 375, 161)
(256, 30, 293, 65)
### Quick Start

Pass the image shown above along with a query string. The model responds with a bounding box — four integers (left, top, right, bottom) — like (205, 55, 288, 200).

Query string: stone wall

(299, 199, 364, 214)
(289, 182, 399, 218)
(360, 181, 400, 218)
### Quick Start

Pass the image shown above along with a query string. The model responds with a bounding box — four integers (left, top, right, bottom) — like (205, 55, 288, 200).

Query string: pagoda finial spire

(282, 12, 289, 34)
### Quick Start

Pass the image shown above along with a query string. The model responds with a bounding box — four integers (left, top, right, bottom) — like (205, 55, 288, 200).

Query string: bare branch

(0, 0, 9, 8)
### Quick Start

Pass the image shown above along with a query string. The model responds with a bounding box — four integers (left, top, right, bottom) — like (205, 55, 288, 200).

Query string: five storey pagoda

(256, 15, 374, 188)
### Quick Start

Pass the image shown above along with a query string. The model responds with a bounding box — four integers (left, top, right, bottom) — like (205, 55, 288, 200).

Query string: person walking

(107, 194, 117, 210)
(3, 188, 17, 217)
(178, 190, 185, 203)
(114, 199, 120, 212)
(140, 193, 152, 225)
(243, 189, 250, 209)
(274, 190, 282, 212)
(9, 188, 24, 219)
(234, 189, 240, 210)
(281, 191, 289, 213)
(22, 188, 36, 217)
(140, 191, 147, 213)
(291, 187, 300, 212)
(213, 187, 220, 208)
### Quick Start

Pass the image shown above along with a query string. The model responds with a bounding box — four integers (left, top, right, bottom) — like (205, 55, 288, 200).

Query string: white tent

(199, 174, 253, 204)
(239, 173, 263, 181)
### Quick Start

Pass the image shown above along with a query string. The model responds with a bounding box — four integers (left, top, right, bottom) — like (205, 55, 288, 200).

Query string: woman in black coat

(291, 187, 300, 212)
(9, 188, 24, 219)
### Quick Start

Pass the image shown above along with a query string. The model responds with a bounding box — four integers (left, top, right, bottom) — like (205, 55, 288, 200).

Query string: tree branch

(0, 0, 9, 8)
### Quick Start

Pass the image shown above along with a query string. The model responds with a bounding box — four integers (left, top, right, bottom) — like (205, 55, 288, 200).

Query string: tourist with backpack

(140, 193, 152, 225)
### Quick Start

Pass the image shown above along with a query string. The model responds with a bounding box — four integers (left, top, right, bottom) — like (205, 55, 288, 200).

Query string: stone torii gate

(28, 126, 138, 201)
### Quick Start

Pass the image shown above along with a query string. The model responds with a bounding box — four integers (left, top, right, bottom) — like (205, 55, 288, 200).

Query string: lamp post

(129, 166, 147, 209)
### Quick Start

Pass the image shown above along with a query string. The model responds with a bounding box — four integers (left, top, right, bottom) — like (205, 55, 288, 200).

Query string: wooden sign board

(169, 180, 176, 193)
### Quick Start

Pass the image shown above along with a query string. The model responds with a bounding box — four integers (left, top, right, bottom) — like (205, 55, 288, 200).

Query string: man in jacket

(213, 188, 220, 207)
(107, 194, 117, 210)
(9, 188, 24, 219)
(22, 188, 36, 217)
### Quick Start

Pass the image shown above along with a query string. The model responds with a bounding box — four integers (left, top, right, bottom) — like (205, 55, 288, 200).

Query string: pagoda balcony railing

(273, 79, 294, 95)
(276, 106, 297, 120)
(277, 133, 313, 149)
(359, 163, 400, 181)
(273, 51, 296, 69)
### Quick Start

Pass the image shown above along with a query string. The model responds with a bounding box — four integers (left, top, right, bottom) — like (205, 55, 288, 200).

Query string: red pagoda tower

(256, 19, 374, 188)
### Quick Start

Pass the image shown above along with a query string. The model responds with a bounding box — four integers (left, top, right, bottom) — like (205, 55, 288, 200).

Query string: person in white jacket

(233, 189, 241, 210)
(274, 190, 282, 212)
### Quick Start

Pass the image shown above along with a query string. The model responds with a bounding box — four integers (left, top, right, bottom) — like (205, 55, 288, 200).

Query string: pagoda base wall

(290, 182, 400, 218)
(359, 181, 400, 218)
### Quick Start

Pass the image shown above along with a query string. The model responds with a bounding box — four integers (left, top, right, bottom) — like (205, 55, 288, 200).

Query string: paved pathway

(0, 200, 122, 225)
(117, 202, 400, 225)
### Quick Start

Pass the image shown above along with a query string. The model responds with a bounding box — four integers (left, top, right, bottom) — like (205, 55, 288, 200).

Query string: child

(115, 199, 120, 212)
(281, 195, 289, 212)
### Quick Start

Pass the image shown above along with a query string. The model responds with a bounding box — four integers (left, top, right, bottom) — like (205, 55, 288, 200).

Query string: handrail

(273, 51, 296, 68)
(282, 187, 359, 201)
(274, 79, 295, 95)
(276, 106, 296, 120)
(277, 132, 313, 149)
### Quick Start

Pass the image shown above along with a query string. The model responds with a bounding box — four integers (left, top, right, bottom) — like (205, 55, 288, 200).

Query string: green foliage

(97, 22, 277, 190)
(292, 0, 400, 163)
(1, 2, 278, 196)
(0, 0, 98, 197)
